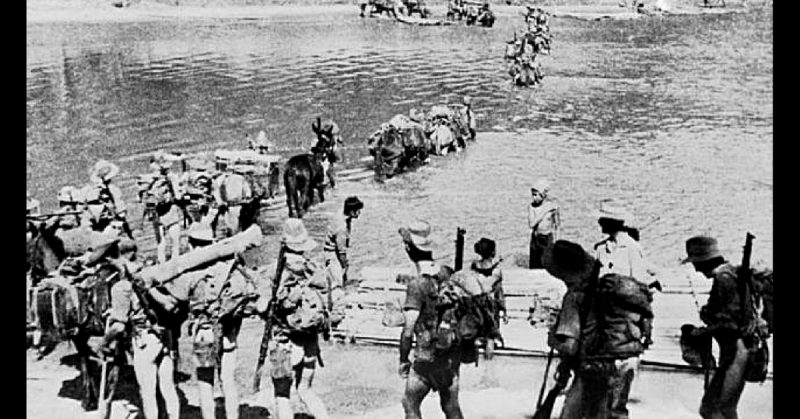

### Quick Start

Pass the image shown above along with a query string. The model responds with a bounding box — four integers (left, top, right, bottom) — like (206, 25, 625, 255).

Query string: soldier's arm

(700, 271, 740, 332)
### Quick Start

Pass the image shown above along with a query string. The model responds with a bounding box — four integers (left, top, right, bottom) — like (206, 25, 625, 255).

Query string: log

(140, 225, 264, 285)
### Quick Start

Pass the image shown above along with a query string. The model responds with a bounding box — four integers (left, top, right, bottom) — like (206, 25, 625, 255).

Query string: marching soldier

(95, 235, 180, 419)
(397, 219, 464, 419)
(323, 196, 364, 289)
(682, 236, 772, 419)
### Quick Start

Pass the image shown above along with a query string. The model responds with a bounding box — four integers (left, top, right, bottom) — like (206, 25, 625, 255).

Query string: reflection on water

(26, 10, 772, 270)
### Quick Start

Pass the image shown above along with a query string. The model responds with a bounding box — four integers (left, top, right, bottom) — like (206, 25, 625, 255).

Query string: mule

(509, 58, 543, 87)
(284, 153, 326, 218)
(311, 117, 342, 189)
(371, 126, 429, 179)
(360, 0, 399, 18)
(429, 122, 458, 156)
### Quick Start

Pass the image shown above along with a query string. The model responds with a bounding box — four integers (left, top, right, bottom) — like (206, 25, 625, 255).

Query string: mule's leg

(74, 335, 98, 411)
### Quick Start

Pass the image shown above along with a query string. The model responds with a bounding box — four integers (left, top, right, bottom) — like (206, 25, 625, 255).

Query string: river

(26, 8, 773, 274)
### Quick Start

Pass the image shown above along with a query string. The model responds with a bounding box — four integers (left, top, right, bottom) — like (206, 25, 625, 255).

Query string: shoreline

(27, 0, 755, 24)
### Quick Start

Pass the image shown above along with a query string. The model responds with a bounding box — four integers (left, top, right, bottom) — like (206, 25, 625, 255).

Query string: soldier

(180, 159, 216, 223)
(397, 219, 464, 419)
(269, 218, 331, 419)
(248, 130, 275, 155)
(593, 203, 653, 419)
(682, 236, 772, 419)
(143, 151, 184, 263)
(83, 160, 132, 238)
(323, 196, 364, 289)
(528, 179, 560, 269)
(469, 237, 507, 360)
(462, 96, 476, 142)
(94, 235, 180, 419)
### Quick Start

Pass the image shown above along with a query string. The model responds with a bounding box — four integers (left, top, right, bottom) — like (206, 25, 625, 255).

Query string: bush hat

(596, 202, 634, 225)
(542, 240, 597, 284)
(58, 186, 80, 204)
(283, 218, 318, 253)
(89, 160, 120, 185)
(531, 178, 551, 194)
(399, 219, 433, 252)
(681, 236, 721, 264)
(473, 237, 496, 259)
(344, 196, 364, 214)
(27, 194, 41, 215)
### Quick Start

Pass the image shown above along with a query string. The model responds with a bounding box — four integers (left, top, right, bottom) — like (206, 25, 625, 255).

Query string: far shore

(27, 0, 754, 24)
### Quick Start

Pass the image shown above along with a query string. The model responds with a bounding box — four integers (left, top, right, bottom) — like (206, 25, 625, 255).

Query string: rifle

(252, 241, 287, 392)
(738, 232, 756, 344)
(454, 227, 466, 271)
(533, 356, 572, 419)
(26, 210, 83, 220)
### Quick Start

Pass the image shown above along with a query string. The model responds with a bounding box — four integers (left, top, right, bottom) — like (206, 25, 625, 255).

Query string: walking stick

(454, 227, 466, 271)
(252, 241, 287, 393)
(536, 347, 555, 410)
(96, 317, 113, 419)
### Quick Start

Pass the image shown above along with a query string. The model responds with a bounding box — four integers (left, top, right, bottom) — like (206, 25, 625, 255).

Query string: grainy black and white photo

(26, 0, 773, 418)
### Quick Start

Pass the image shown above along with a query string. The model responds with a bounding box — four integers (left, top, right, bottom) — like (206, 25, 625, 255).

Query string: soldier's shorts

(269, 332, 320, 398)
(411, 355, 460, 393)
(192, 316, 241, 369)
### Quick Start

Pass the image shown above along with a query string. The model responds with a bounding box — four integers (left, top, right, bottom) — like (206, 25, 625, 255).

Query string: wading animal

(283, 153, 326, 218)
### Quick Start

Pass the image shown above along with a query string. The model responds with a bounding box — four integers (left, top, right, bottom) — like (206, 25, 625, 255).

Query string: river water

(26, 9, 773, 274)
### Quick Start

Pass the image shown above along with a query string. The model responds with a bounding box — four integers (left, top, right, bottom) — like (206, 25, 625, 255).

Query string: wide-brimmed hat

(681, 236, 721, 264)
(282, 218, 318, 253)
(89, 160, 120, 184)
(187, 222, 214, 243)
(542, 240, 597, 284)
(344, 196, 364, 214)
(27, 194, 41, 214)
(151, 150, 182, 170)
(463, 96, 473, 106)
(86, 235, 121, 266)
(596, 202, 634, 225)
(474, 237, 496, 259)
(399, 219, 433, 252)
(57, 186, 80, 204)
(531, 178, 551, 194)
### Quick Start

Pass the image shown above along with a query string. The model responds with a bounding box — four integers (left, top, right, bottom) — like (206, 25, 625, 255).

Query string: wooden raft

(333, 266, 773, 377)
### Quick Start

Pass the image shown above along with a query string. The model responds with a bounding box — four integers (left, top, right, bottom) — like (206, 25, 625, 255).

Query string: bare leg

(196, 367, 216, 419)
(296, 366, 330, 419)
(166, 223, 182, 262)
(220, 347, 239, 419)
(439, 370, 464, 419)
(158, 353, 180, 419)
(402, 367, 431, 419)
(132, 335, 160, 419)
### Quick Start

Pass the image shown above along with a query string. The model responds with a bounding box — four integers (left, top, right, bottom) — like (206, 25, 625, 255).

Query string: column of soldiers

(29, 153, 772, 419)
(504, 6, 551, 87)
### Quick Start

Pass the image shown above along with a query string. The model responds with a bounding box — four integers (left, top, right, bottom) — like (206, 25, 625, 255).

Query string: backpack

(432, 270, 499, 364)
(752, 268, 774, 334)
(218, 173, 252, 205)
(587, 273, 654, 358)
(140, 174, 175, 207)
(276, 275, 330, 334)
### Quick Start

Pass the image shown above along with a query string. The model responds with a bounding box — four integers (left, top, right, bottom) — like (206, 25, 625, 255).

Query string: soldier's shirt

(403, 273, 442, 362)
(700, 263, 744, 336)
(323, 213, 350, 265)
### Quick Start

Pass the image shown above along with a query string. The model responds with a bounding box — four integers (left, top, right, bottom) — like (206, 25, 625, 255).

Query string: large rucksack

(274, 270, 331, 335)
(432, 270, 499, 364)
(586, 273, 654, 358)
(138, 173, 175, 207)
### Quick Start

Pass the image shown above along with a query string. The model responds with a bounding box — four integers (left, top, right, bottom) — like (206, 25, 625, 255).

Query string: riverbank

(27, 0, 757, 24)
(28, 317, 773, 419)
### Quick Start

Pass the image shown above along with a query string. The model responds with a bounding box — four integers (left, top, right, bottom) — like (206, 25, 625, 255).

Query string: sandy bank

(27, 0, 757, 24)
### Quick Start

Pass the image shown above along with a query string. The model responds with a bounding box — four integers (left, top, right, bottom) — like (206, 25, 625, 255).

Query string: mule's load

(213, 149, 282, 201)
